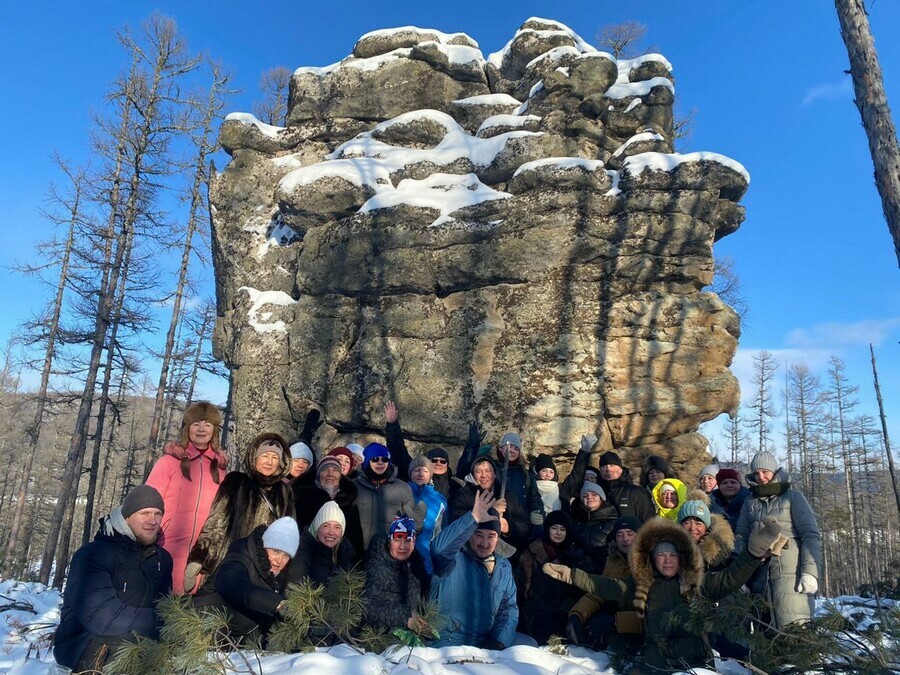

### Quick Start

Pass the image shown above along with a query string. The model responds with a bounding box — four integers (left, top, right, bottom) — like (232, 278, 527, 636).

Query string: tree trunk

(835, 0, 900, 266)
(870, 343, 900, 516)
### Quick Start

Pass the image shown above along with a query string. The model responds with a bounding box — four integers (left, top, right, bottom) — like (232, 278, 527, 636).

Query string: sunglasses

(391, 532, 413, 541)
(370, 456, 390, 463)
(430, 458, 448, 464)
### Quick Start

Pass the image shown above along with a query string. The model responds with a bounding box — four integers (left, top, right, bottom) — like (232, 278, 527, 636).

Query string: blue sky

(2, 1, 899, 457)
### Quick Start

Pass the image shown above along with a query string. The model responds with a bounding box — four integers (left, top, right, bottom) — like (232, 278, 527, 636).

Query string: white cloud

(784, 318, 900, 349)
(801, 78, 853, 107)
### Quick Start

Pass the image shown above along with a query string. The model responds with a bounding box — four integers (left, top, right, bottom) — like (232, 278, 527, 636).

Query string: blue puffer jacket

(410, 482, 447, 574)
(429, 513, 518, 648)
(54, 509, 173, 670)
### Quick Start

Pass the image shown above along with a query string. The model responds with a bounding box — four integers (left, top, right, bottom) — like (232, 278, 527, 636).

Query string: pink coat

(146, 441, 226, 594)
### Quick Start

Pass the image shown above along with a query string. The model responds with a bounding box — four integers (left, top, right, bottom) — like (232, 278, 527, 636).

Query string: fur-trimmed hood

(243, 432, 292, 486)
(630, 517, 703, 617)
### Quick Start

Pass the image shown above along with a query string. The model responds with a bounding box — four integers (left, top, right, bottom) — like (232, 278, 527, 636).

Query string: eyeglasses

(370, 456, 390, 463)
(430, 458, 448, 464)
(391, 532, 413, 541)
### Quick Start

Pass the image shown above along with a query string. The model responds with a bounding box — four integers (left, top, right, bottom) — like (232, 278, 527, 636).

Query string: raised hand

(385, 401, 399, 424)
(580, 433, 598, 454)
(468, 421, 487, 448)
(472, 488, 497, 523)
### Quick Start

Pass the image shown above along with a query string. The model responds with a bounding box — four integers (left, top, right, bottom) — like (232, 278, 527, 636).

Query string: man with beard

(54, 486, 173, 672)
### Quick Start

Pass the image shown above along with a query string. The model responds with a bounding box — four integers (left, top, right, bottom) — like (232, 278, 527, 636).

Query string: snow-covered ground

(1, 579, 893, 674)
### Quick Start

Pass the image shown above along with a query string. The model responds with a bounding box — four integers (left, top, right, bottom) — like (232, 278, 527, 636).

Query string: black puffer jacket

(570, 502, 619, 568)
(193, 525, 288, 640)
(54, 510, 173, 670)
(188, 432, 294, 579)
(293, 476, 364, 562)
(598, 467, 656, 523)
(363, 537, 428, 631)
(285, 529, 356, 586)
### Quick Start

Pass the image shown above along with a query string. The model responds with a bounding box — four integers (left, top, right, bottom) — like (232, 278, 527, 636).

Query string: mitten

(566, 615, 585, 645)
(530, 510, 544, 526)
(184, 562, 202, 593)
(796, 573, 818, 594)
(580, 434, 598, 454)
(542, 562, 573, 585)
(747, 516, 783, 558)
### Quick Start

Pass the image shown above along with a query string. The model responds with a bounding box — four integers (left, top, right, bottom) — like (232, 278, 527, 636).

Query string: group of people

(54, 401, 823, 674)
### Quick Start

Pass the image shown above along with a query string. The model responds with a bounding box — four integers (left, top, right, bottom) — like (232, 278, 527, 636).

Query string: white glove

(580, 434, 598, 454)
(796, 573, 818, 594)
(530, 510, 544, 526)
(542, 562, 573, 585)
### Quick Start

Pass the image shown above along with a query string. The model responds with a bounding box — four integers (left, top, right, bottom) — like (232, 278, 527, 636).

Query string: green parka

(571, 517, 760, 674)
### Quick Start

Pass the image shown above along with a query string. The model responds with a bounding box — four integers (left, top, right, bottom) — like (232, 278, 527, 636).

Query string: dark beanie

(643, 455, 669, 472)
(599, 451, 623, 468)
(534, 454, 557, 476)
(476, 507, 502, 533)
(612, 515, 642, 537)
(427, 447, 450, 462)
(544, 510, 573, 533)
(122, 485, 165, 518)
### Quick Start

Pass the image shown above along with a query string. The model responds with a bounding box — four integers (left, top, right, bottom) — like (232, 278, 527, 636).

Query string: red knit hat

(716, 468, 741, 484)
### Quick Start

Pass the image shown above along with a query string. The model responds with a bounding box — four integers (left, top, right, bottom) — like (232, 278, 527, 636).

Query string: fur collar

(630, 517, 703, 617)
(697, 514, 735, 568)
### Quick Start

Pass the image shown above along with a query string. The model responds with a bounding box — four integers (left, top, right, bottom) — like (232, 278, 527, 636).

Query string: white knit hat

(309, 501, 346, 538)
(699, 463, 719, 479)
(262, 517, 299, 557)
(290, 441, 314, 463)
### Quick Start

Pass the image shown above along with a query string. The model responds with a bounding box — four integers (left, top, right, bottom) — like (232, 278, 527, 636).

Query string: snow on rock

(359, 173, 510, 226)
(605, 170, 622, 197)
(224, 112, 286, 138)
(616, 54, 674, 81)
(239, 287, 297, 333)
(358, 25, 479, 49)
(512, 157, 605, 178)
(279, 158, 393, 193)
(477, 114, 541, 134)
(622, 151, 751, 184)
(624, 99, 642, 113)
(419, 41, 484, 66)
(605, 76, 675, 100)
(452, 93, 522, 107)
(612, 130, 667, 158)
(295, 47, 415, 77)
(330, 117, 543, 172)
(487, 17, 596, 69)
(525, 45, 581, 70)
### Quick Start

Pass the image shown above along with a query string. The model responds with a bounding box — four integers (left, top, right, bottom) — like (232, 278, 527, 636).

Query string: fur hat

(580, 482, 606, 501)
(751, 450, 779, 474)
(598, 451, 623, 468)
(544, 510, 573, 541)
(262, 517, 299, 557)
(699, 464, 719, 480)
(533, 454, 557, 477)
(363, 442, 390, 467)
(630, 517, 703, 617)
(310, 500, 346, 537)
(289, 441, 314, 463)
(316, 456, 343, 477)
(716, 468, 742, 484)
(408, 455, 431, 477)
(499, 432, 522, 449)
(121, 485, 164, 518)
(177, 401, 225, 483)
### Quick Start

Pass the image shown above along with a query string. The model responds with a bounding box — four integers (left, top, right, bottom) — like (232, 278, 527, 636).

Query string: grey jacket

(734, 468, 822, 628)
(355, 465, 424, 551)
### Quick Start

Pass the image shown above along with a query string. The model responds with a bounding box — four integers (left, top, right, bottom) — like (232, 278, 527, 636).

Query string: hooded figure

(185, 432, 294, 592)
(146, 402, 226, 594)
(516, 510, 592, 644)
(735, 452, 822, 629)
(546, 516, 772, 673)
(639, 455, 677, 491)
(651, 478, 688, 521)
(54, 487, 172, 672)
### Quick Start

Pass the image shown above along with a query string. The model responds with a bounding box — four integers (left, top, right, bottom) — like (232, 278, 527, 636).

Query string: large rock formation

(210, 18, 748, 476)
